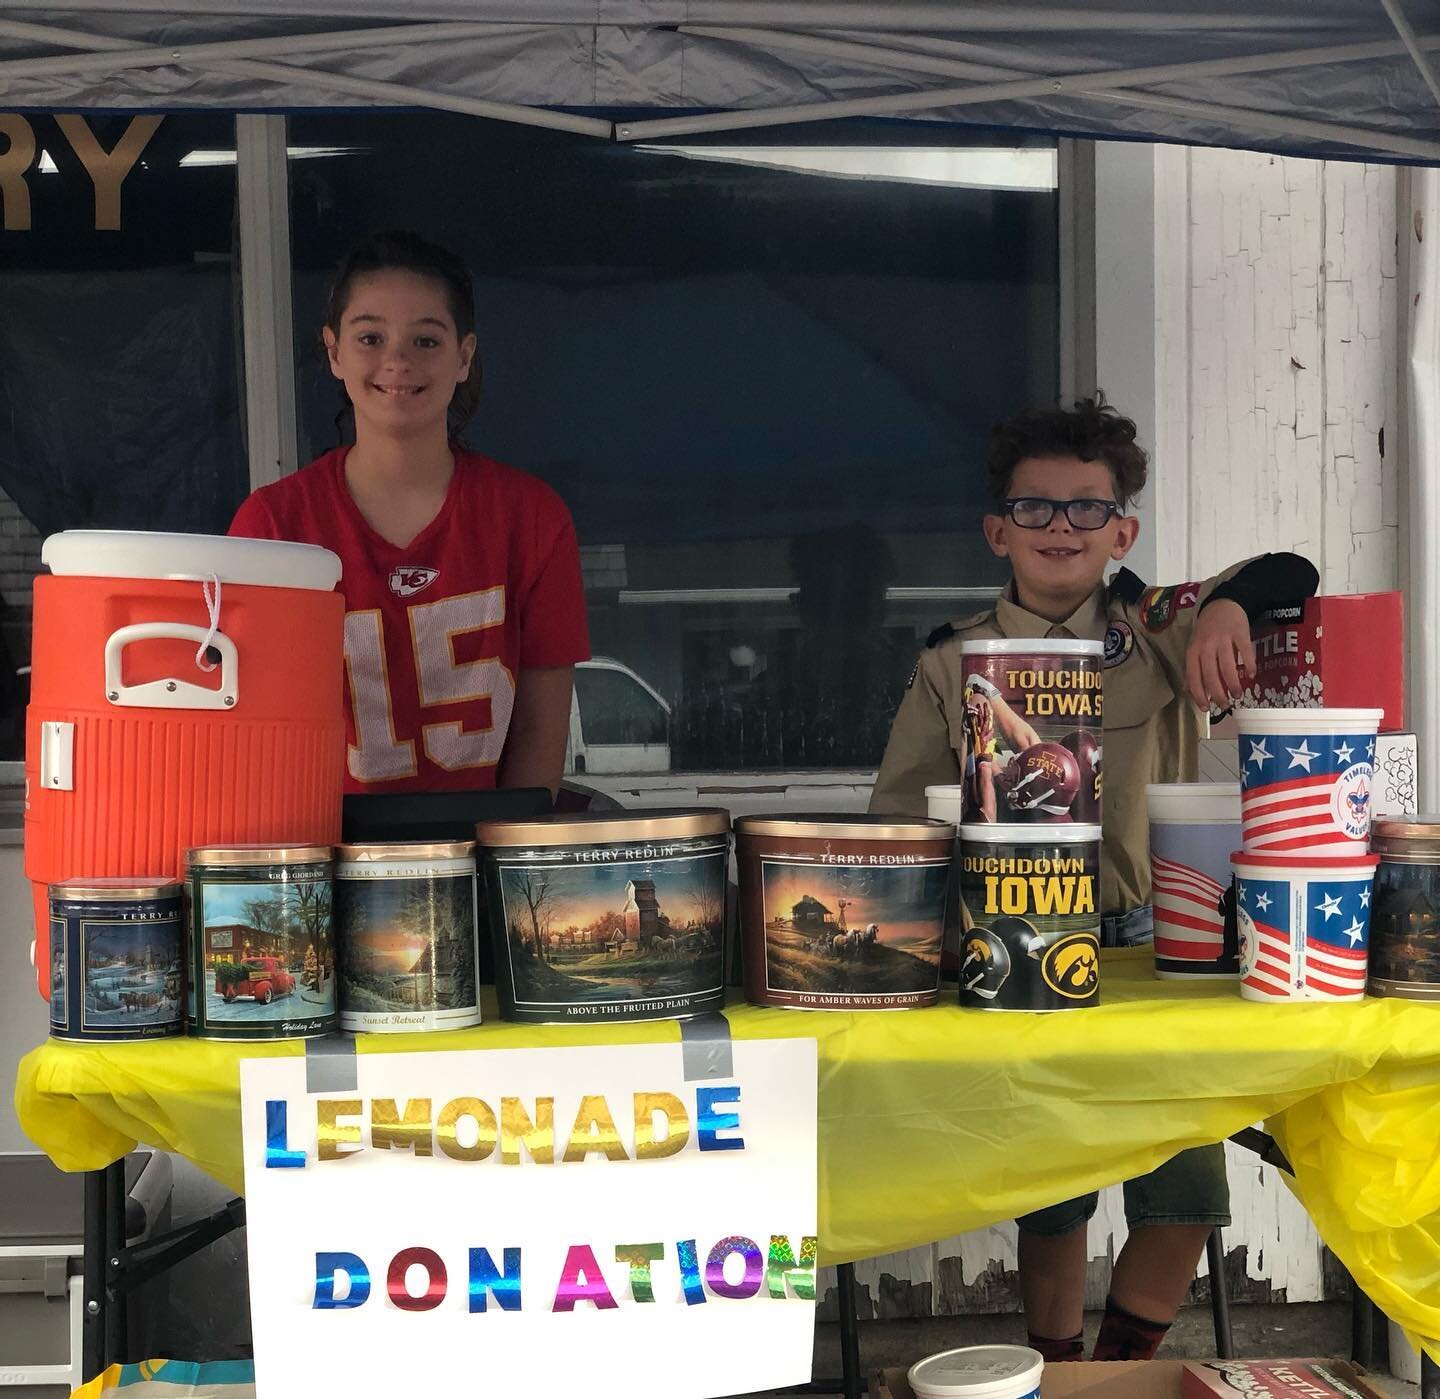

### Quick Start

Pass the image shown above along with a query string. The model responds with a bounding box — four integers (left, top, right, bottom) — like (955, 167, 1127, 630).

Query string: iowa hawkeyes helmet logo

(960, 929, 1012, 1001)
(1040, 933, 1099, 999)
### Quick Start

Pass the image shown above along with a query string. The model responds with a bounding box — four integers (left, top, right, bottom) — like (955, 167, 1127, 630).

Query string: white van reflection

(566, 657, 672, 775)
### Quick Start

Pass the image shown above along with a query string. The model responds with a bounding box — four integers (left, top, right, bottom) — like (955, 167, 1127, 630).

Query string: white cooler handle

(103, 623, 239, 710)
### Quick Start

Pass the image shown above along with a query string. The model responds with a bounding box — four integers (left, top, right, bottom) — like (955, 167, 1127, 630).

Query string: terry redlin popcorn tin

(957, 638, 1103, 825)
(958, 824, 1101, 1011)
(734, 814, 954, 1010)
(184, 844, 335, 1040)
(49, 878, 184, 1041)
(1368, 817, 1440, 1000)
(476, 809, 730, 1024)
(335, 841, 480, 1032)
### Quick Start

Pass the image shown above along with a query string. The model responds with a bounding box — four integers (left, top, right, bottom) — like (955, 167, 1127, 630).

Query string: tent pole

(618, 84, 1440, 160)
(1380, 0, 1440, 108)
(236, 115, 298, 490)
(0, 17, 612, 137)
(0, 20, 544, 81)
(1402, 168, 1440, 811)
(679, 23, 1440, 93)
(1089, 88, 1440, 160)
(207, 58, 613, 135)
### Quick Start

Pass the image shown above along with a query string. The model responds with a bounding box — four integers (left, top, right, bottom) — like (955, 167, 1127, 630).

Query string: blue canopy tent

(2, 2, 1440, 161)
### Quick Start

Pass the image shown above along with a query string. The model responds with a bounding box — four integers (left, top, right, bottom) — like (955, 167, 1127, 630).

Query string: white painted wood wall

(815, 143, 1401, 1321)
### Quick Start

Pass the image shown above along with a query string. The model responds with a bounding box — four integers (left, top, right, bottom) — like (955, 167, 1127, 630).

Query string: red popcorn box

(1218, 592, 1405, 733)
(1182, 1359, 1386, 1398)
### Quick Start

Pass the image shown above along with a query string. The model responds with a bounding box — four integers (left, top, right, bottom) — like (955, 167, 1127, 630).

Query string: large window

(288, 113, 1059, 777)
(0, 112, 246, 754)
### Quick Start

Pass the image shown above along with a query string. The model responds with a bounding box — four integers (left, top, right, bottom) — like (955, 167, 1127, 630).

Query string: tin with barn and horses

(734, 814, 954, 1011)
(476, 810, 731, 1025)
(184, 844, 336, 1040)
(958, 824, 1102, 1011)
(49, 878, 184, 1041)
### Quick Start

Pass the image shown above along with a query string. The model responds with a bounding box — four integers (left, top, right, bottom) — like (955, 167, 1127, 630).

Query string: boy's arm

(869, 654, 962, 818)
(1186, 552, 1319, 709)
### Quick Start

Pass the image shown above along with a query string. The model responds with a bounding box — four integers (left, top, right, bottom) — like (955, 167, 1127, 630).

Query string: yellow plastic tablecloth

(16, 950, 1440, 1358)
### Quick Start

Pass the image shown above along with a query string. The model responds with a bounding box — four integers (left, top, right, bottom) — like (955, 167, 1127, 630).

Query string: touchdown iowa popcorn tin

(958, 825, 1101, 1011)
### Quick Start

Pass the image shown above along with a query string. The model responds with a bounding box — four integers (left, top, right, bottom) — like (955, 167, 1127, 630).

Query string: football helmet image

(997, 741, 1082, 819)
(962, 917, 1047, 1001)
(959, 928, 1012, 1000)
(1058, 729, 1102, 822)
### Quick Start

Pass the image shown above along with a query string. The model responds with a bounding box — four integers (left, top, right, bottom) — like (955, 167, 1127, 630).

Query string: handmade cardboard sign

(240, 1038, 818, 1397)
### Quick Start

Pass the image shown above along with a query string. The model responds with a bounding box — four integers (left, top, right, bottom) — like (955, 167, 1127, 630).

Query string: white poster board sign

(240, 1038, 818, 1398)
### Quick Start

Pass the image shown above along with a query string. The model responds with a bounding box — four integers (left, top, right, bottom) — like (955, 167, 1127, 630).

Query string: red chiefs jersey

(229, 446, 590, 792)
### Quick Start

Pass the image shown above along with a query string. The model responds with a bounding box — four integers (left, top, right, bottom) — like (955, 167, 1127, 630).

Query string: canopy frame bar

(1381, 0, 1440, 110)
(0, 18, 547, 81)
(0, 16, 613, 137)
(677, 22, 1440, 91)
(616, 23, 1440, 157)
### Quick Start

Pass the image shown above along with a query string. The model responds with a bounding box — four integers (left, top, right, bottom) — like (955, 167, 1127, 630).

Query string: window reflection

(288, 115, 1057, 778)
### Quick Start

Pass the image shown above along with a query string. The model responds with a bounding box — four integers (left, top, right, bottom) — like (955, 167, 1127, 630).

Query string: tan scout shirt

(869, 565, 1245, 914)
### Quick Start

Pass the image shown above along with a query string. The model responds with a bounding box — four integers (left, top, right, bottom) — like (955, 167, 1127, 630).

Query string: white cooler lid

(42, 531, 341, 591)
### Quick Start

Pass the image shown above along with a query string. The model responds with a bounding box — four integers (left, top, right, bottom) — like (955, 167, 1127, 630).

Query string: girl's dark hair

(324, 230, 483, 440)
(983, 393, 1148, 509)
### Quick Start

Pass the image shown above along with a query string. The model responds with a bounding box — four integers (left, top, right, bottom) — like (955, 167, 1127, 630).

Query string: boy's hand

(1185, 599, 1256, 710)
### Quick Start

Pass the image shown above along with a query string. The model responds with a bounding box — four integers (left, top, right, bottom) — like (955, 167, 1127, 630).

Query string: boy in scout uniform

(871, 397, 1317, 1363)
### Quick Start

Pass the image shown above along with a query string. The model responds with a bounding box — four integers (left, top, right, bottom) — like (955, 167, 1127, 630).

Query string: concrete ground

(749, 1301, 1420, 1396)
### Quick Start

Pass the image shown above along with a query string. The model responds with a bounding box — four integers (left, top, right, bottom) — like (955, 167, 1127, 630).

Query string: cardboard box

(1211, 592, 1405, 734)
(871, 1358, 1383, 1398)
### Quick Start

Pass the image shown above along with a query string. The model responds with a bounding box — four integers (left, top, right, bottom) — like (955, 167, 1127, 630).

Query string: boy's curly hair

(983, 394, 1148, 510)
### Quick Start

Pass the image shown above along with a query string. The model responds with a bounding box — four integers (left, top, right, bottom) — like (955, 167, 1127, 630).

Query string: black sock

(1091, 1295, 1170, 1361)
(1027, 1329, 1085, 1363)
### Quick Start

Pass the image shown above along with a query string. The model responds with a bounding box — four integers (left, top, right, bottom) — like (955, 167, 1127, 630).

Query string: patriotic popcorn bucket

(1236, 707, 1384, 857)
(1231, 851, 1378, 1001)
(1146, 783, 1241, 979)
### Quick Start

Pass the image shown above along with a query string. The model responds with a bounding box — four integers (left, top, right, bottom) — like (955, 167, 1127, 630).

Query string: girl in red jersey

(230, 231, 589, 796)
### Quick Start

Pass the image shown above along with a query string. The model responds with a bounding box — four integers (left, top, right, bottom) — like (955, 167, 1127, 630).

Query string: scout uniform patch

(1103, 621, 1135, 668)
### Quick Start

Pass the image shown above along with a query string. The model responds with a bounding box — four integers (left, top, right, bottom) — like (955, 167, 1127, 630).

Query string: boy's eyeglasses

(1002, 497, 1123, 531)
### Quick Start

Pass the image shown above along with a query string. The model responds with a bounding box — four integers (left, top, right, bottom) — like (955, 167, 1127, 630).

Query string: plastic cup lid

(958, 637, 1102, 657)
(960, 822, 1101, 844)
(1146, 783, 1241, 822)
(1230, 851, 1379, 872)
(908, 1345, 1044, 1397)
(1234, 706, 1384, 733)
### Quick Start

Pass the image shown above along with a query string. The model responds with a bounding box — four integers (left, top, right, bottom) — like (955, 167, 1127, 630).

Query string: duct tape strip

(305, 1034, 358, 1094)
(679, 1011, 733, 1081)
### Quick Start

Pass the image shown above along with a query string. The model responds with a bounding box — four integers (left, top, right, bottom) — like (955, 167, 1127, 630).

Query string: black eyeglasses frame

(1000, 497, 1124, 531)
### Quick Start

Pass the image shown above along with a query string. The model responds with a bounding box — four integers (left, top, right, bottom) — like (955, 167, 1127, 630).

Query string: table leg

(103, 1159, 127, 1366)
(82, 1168, 106, 1381)
(1422, 1350, 1439, 1399)
(1349, 1278, 1375, 1370)
(836, 1262, 862, 1399)
(1206, 1229, 1233, 1359)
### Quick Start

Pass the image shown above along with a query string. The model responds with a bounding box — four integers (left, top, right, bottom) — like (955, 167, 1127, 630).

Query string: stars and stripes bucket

(1236, 708, 1385, 857)
(1230, 851, 1378, 1001)
(1146, 784, 1241, 979)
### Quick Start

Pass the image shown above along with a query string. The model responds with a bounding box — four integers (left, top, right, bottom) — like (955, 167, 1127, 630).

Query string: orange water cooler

(24, 531, 346, 998)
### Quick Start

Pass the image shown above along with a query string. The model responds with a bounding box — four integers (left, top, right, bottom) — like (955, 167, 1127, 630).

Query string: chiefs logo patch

(388, 566, 439, 599)
(1041, 933, 1100, 999)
